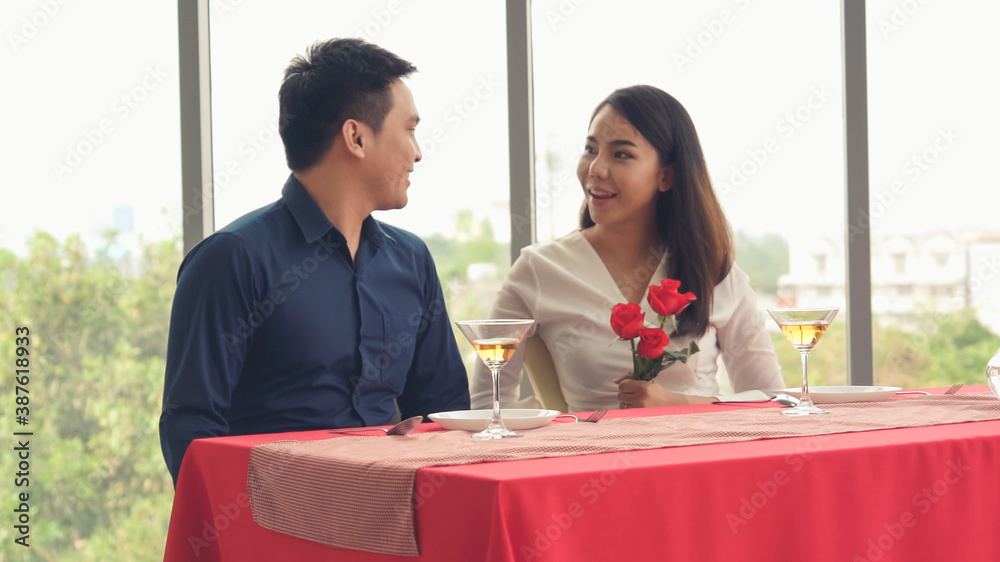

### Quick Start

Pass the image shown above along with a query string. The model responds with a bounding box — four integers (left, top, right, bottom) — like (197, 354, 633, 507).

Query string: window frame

(177, 0, 876, 385)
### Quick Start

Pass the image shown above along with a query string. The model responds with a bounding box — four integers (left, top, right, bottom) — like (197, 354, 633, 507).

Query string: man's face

(367, 79, 422, 211)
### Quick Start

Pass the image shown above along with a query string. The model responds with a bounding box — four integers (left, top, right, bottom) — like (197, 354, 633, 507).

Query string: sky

(2, 0, 998, 254)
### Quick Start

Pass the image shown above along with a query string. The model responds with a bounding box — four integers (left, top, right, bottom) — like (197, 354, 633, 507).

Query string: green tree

(771, 309, 997, 390)
(423, 211, 507, 282)
(873, 308, 997, 388)
(734, 230, 789, 293)
(0, 231, 178, 561)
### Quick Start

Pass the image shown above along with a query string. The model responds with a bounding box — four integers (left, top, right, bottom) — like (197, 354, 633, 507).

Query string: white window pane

(209, 1, 510, 251)
(1, 1, 181, 558)
(2, 2, 181, 253)
(867, 0, 1000, 386)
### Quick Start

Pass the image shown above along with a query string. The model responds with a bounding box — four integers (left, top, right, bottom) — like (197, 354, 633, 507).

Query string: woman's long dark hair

(580, 85, 732, 338)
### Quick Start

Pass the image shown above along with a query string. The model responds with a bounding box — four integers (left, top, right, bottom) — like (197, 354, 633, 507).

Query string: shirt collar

(281, 174, 396, 247)
(362, 216, 396, 248)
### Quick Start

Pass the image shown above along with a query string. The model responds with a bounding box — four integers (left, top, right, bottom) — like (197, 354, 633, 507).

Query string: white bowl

(428, 409, 561, 431)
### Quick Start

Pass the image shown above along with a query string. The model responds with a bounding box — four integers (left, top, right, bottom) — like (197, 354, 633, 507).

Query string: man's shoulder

(216, 200, 288, 247)
(180, 200, 288, 273)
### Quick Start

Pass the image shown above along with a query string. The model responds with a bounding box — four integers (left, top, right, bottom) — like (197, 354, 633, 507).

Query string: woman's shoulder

(713, 261, 752, 297)
(504, 230, 597, 287)
(718, 261, 750, 287)
(517, 230, 589, 262)
(708, 261, 754, 318)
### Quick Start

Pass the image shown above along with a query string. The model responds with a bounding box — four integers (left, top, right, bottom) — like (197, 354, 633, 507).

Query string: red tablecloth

(164, 386, 1000, 562)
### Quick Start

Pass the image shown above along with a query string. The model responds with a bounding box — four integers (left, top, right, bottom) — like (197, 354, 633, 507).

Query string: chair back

(523, 335, 568, 412)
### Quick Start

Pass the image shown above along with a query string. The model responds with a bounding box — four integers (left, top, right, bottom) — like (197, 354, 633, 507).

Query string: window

(10, 5, 996, 559)
(932, 252, 949, 268)
(814, 254, 828, 277)
(531, 0, 846, 388)
(1, 1, 181, 558)
(892, 253, 906, 275)
(867, 0, 1000, 386)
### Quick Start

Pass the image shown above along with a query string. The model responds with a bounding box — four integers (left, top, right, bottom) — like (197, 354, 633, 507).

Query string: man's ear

(341, 119, 367, 159)
(658, 165, 674, 192)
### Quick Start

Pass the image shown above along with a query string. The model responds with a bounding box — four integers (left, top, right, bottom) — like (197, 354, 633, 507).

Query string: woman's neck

(582, 222, 667, 304)
(584, 222, 665, 264)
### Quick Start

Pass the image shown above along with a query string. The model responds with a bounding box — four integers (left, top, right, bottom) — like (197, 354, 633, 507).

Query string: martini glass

(767, 307, 839, 416)
(455, 319, 534, 439)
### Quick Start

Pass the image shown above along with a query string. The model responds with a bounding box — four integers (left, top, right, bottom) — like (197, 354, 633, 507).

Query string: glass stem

(490, 367, 503, 428)
(799, 351, 813, 407)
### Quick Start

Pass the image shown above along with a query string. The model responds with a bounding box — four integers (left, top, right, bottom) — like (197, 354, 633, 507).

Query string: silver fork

(582, 409, 608, 423)
(556, 409, 608, 423)
(944, 383, 964, 395)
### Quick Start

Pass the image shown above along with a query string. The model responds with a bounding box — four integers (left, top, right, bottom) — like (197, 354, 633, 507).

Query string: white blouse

(470, 230, 784, 412)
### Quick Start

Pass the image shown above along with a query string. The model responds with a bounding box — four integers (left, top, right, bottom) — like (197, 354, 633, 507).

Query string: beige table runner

(247, 393, 1000, 557)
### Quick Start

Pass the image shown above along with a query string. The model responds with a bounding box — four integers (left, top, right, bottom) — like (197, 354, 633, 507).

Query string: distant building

(777, 231, 1000, 334)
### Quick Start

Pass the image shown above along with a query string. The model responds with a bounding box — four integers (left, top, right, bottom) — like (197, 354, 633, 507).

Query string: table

(163, 386, 1000, 561)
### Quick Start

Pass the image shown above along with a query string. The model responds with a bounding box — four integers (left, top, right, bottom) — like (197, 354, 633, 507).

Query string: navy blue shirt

(159, 175, 469, 483)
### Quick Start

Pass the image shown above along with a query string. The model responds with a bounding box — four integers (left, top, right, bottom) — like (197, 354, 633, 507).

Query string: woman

(471, 85, 784, 412)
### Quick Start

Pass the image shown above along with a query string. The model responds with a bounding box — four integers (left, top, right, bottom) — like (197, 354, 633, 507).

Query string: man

(159, 38, 469, 484)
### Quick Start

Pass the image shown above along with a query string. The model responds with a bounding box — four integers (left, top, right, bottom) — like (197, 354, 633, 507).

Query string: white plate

(428, 409, 561, 431)
(781, 385, 903, 404)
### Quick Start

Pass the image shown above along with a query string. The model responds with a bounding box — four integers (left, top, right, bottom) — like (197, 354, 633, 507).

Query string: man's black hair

(278, 38, 416, 171)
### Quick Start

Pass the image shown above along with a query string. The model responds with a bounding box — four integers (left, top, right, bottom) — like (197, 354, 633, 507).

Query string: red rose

(636, 327, 669, 359)
(648, 279, 697, 317)
(610, 302, 645, 340)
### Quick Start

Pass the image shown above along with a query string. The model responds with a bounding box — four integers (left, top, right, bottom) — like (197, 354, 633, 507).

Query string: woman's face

(577, 105, 672, 231)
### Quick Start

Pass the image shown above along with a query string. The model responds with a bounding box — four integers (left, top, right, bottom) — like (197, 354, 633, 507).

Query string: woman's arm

(716, 267, 785, 393)
(469, 252, 538, 409)
(613, 362, 716, 408)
